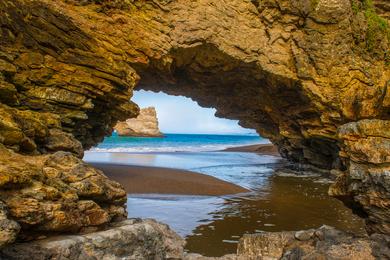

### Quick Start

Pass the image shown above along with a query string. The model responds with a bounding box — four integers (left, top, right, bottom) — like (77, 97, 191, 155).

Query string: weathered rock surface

(330, 119, 390, 234)
(0, 144, 127, 246)
(3, 223, 386, 260)
(0, 0, 389, 249)
(0, 219, 185, 260)
(0, 201, 20, 249)
(236, 225, 389, 260)
(115, 107, 163, 137)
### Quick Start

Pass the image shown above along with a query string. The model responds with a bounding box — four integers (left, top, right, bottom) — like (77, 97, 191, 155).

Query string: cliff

(0, 0, 389, 252)
(114, 107, 163, 137)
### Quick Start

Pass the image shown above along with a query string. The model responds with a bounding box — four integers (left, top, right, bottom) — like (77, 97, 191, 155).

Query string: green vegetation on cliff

(352, 0, 389, 62)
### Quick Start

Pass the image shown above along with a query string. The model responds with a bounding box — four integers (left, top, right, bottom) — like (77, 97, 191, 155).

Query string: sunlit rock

(0, 145, 127, 241)
(115, 107, 163, 137)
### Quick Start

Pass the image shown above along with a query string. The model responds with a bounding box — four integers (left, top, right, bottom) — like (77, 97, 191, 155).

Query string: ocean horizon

(88, 133, 269, 153)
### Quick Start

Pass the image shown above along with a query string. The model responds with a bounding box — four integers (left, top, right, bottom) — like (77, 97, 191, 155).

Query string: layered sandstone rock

(0, 144, 127, 247)
(0, 0, 389, 249)
(114, 107, 163, 137)
(330, 119, 390, 234)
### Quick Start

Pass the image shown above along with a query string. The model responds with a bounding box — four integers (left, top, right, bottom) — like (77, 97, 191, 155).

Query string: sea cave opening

(0, 0, 388, 257)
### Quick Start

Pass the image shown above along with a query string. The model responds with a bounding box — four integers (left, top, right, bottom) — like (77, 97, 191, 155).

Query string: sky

(132, 90, 256, 135)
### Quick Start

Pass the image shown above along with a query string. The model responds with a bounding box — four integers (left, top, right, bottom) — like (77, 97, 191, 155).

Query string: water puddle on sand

(118, 152, 365, 257)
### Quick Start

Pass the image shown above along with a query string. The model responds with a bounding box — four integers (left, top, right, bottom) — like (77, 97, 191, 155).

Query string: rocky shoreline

(0, 219, 185, 260)
(1, 219, 387, 259)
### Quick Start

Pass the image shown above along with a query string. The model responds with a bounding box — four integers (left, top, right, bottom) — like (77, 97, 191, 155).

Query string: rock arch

(0, 0, 389, 247)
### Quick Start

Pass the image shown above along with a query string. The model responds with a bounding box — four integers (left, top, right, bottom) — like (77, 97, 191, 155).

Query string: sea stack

(114, 107, 163, 137)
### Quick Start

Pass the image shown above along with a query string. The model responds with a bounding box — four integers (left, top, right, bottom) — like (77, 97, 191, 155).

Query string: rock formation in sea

(114, 107, 163, 137)
(0, 0, 389, 255)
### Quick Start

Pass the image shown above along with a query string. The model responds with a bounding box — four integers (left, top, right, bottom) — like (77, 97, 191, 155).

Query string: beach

(90, 143, 278, 196)
(92, 163, 249, 195)
(84, 141, 365, 256)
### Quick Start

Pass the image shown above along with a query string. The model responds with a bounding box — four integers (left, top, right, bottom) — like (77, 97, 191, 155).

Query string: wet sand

(92, 163, 249, 196)
(89, 143, 277, 196)
(223, 143, 279, 156)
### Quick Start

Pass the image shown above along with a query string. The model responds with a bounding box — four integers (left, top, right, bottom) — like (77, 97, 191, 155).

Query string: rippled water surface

(85, 151, 365, 257)
(89, 133, 266, 153)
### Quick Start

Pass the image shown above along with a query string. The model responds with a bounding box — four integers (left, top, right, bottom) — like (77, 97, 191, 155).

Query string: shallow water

(85, 151, 365, 257)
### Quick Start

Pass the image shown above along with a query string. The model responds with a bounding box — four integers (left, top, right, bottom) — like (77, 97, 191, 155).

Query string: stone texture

(0, 201, 20, 249)
(236, 225, 381, 260)
(329, 119, 390, 234)
(127, 225, 390, 259)
(3, 223, 386, 260)
(0, 219, 185, 260)
(0, 144, 127, 243)
(115, 107, 163, 137)
(0, 0, 389, 247)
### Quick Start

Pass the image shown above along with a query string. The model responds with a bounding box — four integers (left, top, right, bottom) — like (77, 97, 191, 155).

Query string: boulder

(0, 219, 185, 260)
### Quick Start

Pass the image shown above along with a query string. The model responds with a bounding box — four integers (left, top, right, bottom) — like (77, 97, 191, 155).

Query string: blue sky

(132, 90, 256, 135)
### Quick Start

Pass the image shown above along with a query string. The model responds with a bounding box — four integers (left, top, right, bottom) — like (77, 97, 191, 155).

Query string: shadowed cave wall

(0, 0, 389, 248)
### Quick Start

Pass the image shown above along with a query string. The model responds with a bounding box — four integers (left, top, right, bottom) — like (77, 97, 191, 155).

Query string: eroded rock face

(0, 0, 389, 246)
(115, 107, 163, 137)
(0, 144, 126, 244)
(330, 119, 390, 234)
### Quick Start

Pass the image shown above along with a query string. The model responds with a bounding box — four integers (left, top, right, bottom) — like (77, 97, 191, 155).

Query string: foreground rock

(0, 145, 127, 247)
(2, 223, 387, 260)
(236, 226, 386, 260)
(0, 219, 185, 260)
(115, 107, 163, 137)
(186, 226, 389, 259)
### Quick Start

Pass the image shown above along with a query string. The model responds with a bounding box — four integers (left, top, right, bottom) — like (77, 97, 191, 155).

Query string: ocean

(88, 133, 267, 153)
